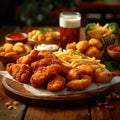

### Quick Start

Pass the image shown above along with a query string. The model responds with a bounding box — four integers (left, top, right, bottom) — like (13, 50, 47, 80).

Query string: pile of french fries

(54, 49, 105, 72)
(87, 23, 114, 39)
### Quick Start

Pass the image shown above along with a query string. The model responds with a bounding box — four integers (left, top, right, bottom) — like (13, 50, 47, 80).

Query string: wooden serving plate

(2, 77, 112, 108)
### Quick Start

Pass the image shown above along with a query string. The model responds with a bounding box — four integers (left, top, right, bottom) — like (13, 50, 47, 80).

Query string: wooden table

(0, 26, 120, 120)
(75, 0, 120, 26)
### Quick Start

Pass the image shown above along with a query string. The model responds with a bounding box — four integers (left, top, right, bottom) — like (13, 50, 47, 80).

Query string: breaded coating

(47, 75, 66, 91)
(30, 64, 62, 87)
(31, 57, 61, 72)
(89, 38, 102, 49)
(76, 41, 90, 52)
(85, 46, 101, 57)
(16, 49, 39, 64)
(6, 63, 31, 82)
(81, 74, 93, 82)
(76, 64, 95, 76)
(66, 42, 76, 50)
(67, 64, 95, 81)
(66, 78, 91, 90)
(95, 72, 116, 83)
(67, 68, 82, 81)
(38, 50, 57, 59)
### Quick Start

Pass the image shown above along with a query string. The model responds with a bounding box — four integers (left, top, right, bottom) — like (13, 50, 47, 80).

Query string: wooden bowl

(28, 38, 60, 47)
(0, 44, 32, 64)
(5, 32, 27, 44)
(28, 38, 39, 47)
(0, 52, 28, 64)
(107, 44, 120, 61)
(89, 51, 104, 59)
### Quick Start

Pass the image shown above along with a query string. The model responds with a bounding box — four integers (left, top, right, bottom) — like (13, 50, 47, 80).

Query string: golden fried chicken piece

(81, 74, 93, 81)
(38, 50, 57, 59)
(12, 42, 25, 54)
(31, 57, 62, 71)
(30, 64, 62, 87)
(67, 64, 95, 81)
(47, 75, 66, 91)
(3, 43, 13, 52)
(6, 63, 19, 77)
(77, 64, 95, 76)
(6, 63, 31, 82)
(47, 63, 69, 76)
(30, 67, 51, 87)
(112, 70, 120, 76)
(66, 42, 76, 50)
(76, 41, 90, 52)
(16, 49, 39, 64)
(94, 71, 116, 83)
(89, 38, 103, 49)
(67, 68, 81, 81)
(85, 46, 101, 57)
(66, 78, 91, 90)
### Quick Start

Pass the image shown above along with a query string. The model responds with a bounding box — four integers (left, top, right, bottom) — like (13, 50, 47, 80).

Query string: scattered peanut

(8, 105, 13, 110)
(96, 102, 104, 106)
(96, 92, 120, 110)
(5, 102, 11, 107)
(105, 105, 116, 110)
(13, 100, 19, 106)
(5, 100, 19, 110)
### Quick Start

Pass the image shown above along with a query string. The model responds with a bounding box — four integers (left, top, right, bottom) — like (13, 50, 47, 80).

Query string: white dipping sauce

(35, 44, 59, 51)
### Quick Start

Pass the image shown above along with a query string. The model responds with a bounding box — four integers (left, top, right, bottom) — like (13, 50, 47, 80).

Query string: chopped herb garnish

(73, 50, 88, 58)
(104, 61, 120, 71)
(39, 27, 52, 34)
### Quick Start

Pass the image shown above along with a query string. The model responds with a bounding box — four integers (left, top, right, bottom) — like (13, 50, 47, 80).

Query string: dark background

(0, 0, 120, 27)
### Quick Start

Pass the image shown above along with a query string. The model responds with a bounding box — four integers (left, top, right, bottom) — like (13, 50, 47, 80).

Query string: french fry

(54, 49, 105, 71)
(87, 23, 114, 39)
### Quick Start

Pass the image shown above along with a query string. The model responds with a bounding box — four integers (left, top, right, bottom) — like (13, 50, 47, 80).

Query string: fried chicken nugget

(66, 42, 76, 50)
(89, 38, 102, 49)
(47, 75, 66, 91)
(81, 74, 93, 81)
(16, 49, 39, 64)
(76, 64, 95, 76)
(6, 63, 18, 77)
(6, 63, 31, 82)
(76, 41, 90, 52)
(67, 68, 81, 81)
(66, 78, 91, 90)
(38, 50, 57, 59)
(30, 64, 62, 87)
(85, 46, 101, 57)
(95, 71, 116, 83)
(12, 42, 25, 54)
(4, 43, 13, 52)
(30, 67, 50, 87)
(31, 57, 61, 71)
(67, 64, 95, 81)
(0, 46, 5, 52)
(24, 45, 32, 53)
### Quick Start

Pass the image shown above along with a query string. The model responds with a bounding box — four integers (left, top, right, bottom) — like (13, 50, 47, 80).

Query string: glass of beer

(59, 12, 81, 48)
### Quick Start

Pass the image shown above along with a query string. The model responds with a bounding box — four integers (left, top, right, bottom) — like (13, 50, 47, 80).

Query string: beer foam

(59, 16, 81, 28)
